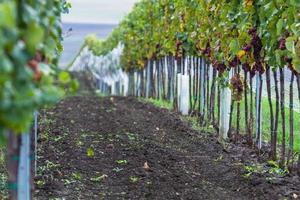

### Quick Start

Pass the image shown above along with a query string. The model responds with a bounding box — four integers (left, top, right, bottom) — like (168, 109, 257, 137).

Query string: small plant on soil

(45, 160, 61, 169)
(87, 147, 95, 157)
(36, 180, 46, 187)
(266, 160, 287, 176)
(76, 140, 83, 146)
(90, 174, 108, 182)
(63, 178, 76, 185)
(41, 131, 49, 141)
(53, 135, 64, 142)
(129, 176, 139, 183)
(243, 161, 287, 179)
(181, 116, 215, 134)
(126, 132, 137, 141)
(112, 167, 124, 173)
(72, 172, 82, 180)
(116, 159, 128, 164)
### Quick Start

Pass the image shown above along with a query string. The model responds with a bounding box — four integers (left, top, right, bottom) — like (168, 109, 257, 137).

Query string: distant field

(60, 23, 116, 68)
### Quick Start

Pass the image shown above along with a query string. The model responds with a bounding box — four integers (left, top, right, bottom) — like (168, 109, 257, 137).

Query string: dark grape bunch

(253, 60, 265, 75)
(229, 56, 240, 68)
(202, 42, 211, 58)
(230, 74, 244, 101)
(242, 62, 250, 72)
(242, 44, 251, 52)
(278, 33, 297, 75)
(242, 62, 256, 78)
(175, 40, 182, 60)
(248, 27, 262, 60)
(212, 60, 227, 74)
(278, 37, 286, 50)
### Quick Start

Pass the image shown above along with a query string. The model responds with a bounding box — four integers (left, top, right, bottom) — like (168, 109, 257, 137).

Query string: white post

(177, 73, 182, 111)
(256, 72, 262, 149)
(146, 60, 151, 98)
(34, 112, 38, 176)
(219, 70, 233, 140)
(111, 82, 116, 95)
(200, 58, 206, 115)
(124, 73, 129, 96)
(18, 133, 31, 200)
(180, 74, 190, 115)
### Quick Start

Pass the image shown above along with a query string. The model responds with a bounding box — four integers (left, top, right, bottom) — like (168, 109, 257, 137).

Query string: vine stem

(297, 74, 300, 174)
(287, 73, 294, 167)
(266, 67, 275, 160)
(279, 68, 286, 167)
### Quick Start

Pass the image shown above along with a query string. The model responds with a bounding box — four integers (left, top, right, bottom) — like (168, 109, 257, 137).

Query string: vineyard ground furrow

(33, 75, 299, 199)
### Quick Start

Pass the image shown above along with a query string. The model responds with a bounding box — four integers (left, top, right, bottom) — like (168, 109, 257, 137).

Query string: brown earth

(34, 72, 300, 200)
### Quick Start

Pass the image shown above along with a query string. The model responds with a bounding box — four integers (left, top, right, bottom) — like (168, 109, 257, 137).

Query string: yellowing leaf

(180, 23, 184, 32)
(245, 0, 253, 7)
(237, 50, 246, 59)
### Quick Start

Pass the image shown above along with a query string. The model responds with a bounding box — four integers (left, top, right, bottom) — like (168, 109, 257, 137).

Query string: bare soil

(35, 72, 300, 200)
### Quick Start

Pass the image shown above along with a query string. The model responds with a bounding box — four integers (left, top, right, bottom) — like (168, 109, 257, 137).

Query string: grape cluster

(202, 42, 211, 58)
(253, 60, 265, 75)
(278, 37, 286, 50)
(242, 63, 250, 72)
(175, 40, 183, 60)
(242, 44, 252, 52)
(230, 74, 244, 101)
(249, 28, 262, 60)
(212, 60, 227, 74)
(229, 56, 240, 68)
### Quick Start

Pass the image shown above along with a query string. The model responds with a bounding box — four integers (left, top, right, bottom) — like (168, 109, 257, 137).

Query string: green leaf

(25, 22, 45, 53)
(0, 2, 16, 28)
(292, 56, 300, 73)
(285, 37, 295, 54)
(39, 63, 54, 76)
(290, 0, 300, 7)
(276, 19, 283, 36)
(229, 39, 239, 55)
(70, 80, 79, 93)
(58, 71, 71, 84)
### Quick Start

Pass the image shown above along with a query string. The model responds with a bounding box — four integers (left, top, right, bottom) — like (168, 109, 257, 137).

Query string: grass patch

(181, 115, 215, 134)
(139, 98, 173, 110)
(0, 147, 8, 199)
(229, 96, 300, 152)
(141, 95, 300, 153)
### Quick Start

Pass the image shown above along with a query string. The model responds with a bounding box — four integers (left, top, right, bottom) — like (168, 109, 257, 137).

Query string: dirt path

(34, 93, 299, 200)
(33, 71, 298, 200)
